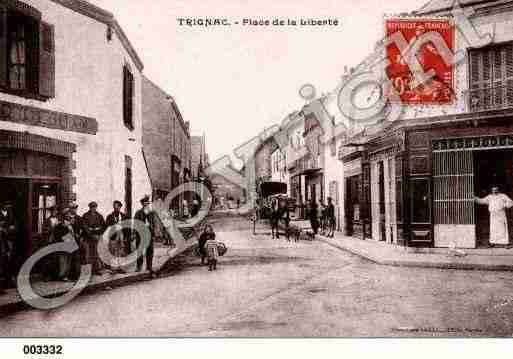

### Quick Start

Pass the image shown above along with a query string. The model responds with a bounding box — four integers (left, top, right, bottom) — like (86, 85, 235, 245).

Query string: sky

(89, 0, 428, 163)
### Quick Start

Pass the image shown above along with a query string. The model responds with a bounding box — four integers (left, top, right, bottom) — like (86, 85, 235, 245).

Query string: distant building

(210, 168, 245, 208)
(191, 135, 208, 179)
(142, 77, 191, 204)
(0, 0, 151, 260)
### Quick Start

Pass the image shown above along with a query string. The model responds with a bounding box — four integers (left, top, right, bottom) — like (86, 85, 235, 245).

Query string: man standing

(0, 202, 16, 294)
(66, 203, 83, 280)
(191, 199, 200, 218)
(308, 200, 320, 236)
(326, 197, 336, 238)
(134, 196, 157, 277)
(475, 186, 513, 247)
(53, 212, 78, 281)
(82, 202, 106, 275)
(277, 198, 290, 240)
(106, 201, 129, 273)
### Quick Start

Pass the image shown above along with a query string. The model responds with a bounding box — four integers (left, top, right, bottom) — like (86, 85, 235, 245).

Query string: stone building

(0, 0, 152, 260)
(142, 76, 191, 206)
(342, 0, 513, 248)
(191, 135, 207, 180)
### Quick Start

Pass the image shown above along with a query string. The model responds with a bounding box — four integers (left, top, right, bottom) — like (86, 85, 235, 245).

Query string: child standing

(203, 225, 219, 271)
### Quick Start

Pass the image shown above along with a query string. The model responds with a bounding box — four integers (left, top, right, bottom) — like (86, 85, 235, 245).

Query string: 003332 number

(23, 344, 63, 355)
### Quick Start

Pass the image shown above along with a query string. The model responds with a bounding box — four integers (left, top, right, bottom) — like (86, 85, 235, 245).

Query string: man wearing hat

(53, 212, 79, 281)
(134, 195, 157, 277)
(82, 201, 106, 275)
(106, 200, 129, 272)
(65, 202, 85, 280)
(0, 202, 16, 294)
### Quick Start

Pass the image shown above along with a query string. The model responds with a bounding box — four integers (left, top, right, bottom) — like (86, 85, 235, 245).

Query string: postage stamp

(385, 18, 455, 105)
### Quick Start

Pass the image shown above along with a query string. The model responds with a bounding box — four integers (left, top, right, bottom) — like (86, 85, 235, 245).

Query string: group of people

(0, 195, 165, 295)
(307, 197, 336, 238)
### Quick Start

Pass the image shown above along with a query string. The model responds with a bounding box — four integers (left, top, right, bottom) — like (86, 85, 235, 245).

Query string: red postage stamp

(385, 18, 455, 105)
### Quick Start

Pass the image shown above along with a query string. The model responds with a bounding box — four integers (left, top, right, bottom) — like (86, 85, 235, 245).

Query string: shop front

(0, 130, 75, 261)
(365, 112, 513, 249)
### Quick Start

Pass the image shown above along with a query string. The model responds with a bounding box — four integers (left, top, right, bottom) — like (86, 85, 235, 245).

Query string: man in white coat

(475, 186, 513, 247)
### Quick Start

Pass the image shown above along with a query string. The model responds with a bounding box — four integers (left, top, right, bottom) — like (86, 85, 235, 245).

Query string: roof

(51, 0, 144, 71)
(415, 0, 501, 14)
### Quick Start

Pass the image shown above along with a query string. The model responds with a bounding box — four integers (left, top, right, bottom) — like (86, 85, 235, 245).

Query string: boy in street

(134, 196, 157, 278)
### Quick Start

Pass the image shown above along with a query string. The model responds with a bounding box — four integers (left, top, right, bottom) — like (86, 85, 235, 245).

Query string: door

(0, 178, 29, 264)
(378, 161, 386, 241)
(433, 150, 475, 248)
(31, 181, 59, 243)
(474, 149, 513, 247)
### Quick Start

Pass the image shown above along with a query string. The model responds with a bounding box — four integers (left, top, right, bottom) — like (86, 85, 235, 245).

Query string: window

(123, 65, 134, 130)
(32, 183, 58, 235)
(125, 155, 133, 217)
(330, 138, 337, 157)
(469, 42, 513, 111)
(0, 4, 55, 99)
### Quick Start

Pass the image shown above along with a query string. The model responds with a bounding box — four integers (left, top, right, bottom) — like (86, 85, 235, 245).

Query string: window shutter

(123, 66, 128, 126)
(39, 21, 55, 98)
(469, 50, 481, 89)
(493, 48, 504, 107)
(0, 5, 7, 88)
(505, 44, 513, 107)
(129, 70, 134, 128)
(123, 65, 134, 130)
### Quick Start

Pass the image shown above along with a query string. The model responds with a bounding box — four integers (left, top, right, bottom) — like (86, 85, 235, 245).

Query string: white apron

(484, 194, 513, 245)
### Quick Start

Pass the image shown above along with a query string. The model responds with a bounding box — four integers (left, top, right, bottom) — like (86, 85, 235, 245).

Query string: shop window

(32, 183, 58, 235)
(0, 4, 55, 99)
(123, 64, 135, 130)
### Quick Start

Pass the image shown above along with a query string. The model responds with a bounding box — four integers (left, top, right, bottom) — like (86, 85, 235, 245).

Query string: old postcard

(1, 0, 513, 355)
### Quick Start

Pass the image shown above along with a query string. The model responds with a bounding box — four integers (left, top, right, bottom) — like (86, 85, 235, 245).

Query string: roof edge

(50, 0, 144, 72)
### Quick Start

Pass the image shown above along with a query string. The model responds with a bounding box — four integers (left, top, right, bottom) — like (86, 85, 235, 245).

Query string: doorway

(378, 161, 386, 241)
(0, 178, 29, 268)
(474, 149, 513, 247)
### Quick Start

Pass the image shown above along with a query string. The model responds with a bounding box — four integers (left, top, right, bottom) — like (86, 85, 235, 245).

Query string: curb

(0, 247, 196, 318)
(319, 237, 513, 272)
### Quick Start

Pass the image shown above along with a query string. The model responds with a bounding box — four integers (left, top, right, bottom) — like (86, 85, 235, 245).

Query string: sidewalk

(281, 221, 513, 272)
(0, 242, 196, 317)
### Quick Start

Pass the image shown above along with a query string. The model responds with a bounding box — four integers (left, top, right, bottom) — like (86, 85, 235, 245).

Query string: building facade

(270, 146, 288, 190)
(342, 0, 513, 248)
(0, 0, 152, 259)
(191, 135, 207, 180)
(142, 76, 191, 206)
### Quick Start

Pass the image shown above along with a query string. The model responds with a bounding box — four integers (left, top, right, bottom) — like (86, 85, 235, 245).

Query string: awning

(259, 181, 287, 198)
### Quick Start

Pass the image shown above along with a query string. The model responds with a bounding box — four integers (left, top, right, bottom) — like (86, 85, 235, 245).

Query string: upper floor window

(469, 42, 513, 112)
(0, 4, 55, 99)
(330, 138, 337, 157)
(123, 64, 134, 130)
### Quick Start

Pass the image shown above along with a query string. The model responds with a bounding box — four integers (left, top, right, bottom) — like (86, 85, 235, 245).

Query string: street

(1, 213, 513, 337)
